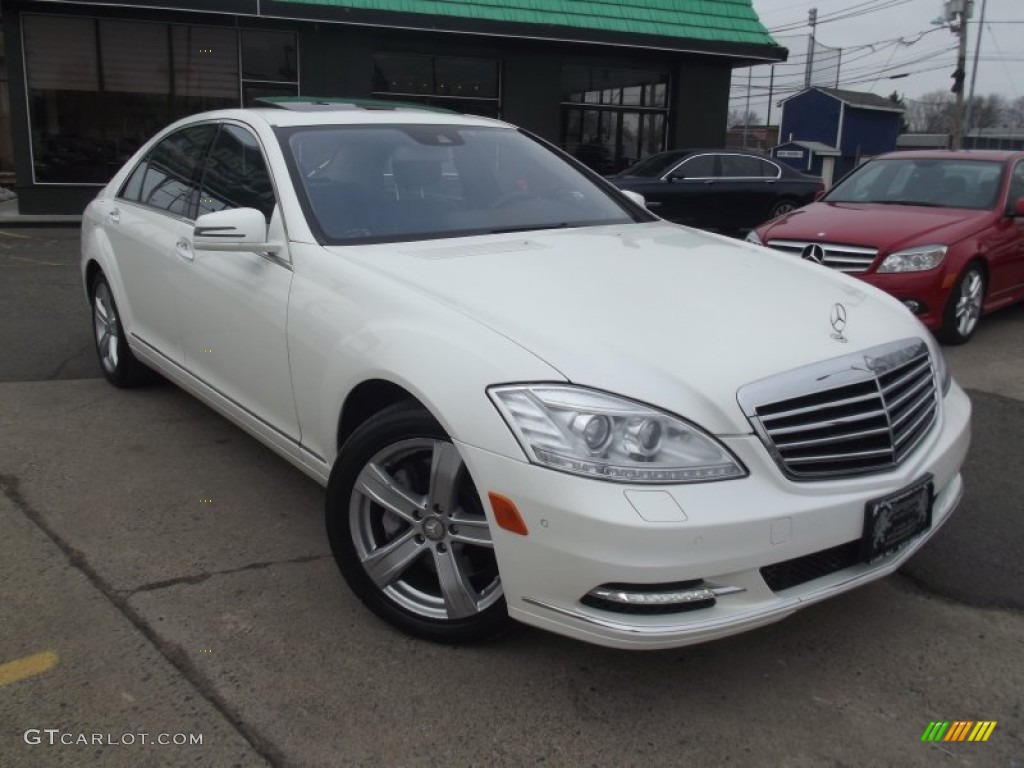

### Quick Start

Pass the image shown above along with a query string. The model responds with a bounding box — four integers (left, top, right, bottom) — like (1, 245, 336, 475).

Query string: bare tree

(905, 91, 954, 133)
(728, 109, 762, 128)
(968, 93, 1008, 131)
(1008, 96, 1024, 129)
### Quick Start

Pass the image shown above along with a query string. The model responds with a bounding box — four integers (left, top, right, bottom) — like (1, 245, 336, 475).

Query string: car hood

(332, 222, 926, 434)
(760, 201, 990, 249)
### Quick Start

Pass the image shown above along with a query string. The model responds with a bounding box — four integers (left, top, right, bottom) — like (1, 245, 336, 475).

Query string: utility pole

(804, 8, 818, 88)
(964, 0, 988, 135)
(742, 68, 752, 148)
(947, 0, 972, 149)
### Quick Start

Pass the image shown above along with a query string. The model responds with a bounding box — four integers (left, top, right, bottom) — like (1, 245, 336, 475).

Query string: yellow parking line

(0, 651, 58, 686)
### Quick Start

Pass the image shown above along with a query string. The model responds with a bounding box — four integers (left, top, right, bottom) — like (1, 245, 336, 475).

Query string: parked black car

(610, 149, 823, 236)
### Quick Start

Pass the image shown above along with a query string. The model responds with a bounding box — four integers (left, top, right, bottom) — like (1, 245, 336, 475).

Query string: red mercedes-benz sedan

(747, 150, 1024, 344)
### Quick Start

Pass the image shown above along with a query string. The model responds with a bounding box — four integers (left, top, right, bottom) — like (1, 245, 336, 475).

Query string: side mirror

(193, 208, 281, 253)
(622, 189, 646, 208)
(1014, 197, 1024, 218)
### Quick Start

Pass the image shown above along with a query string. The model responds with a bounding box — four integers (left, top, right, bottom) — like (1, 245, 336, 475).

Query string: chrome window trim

(661, 152, 715, 182)
(661, 152, 782, 182)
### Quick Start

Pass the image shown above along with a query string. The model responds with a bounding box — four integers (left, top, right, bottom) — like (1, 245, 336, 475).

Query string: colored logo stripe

(921, 721, 997, 742)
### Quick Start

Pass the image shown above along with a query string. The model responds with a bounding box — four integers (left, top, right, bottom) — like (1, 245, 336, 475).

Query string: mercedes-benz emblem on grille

(830, 303, 848, 342)
(801, 243, 826, 265)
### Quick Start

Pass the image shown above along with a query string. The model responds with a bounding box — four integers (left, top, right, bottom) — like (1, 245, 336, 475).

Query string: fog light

(902, 299, 926, 314)
(580, 581, 744, 615)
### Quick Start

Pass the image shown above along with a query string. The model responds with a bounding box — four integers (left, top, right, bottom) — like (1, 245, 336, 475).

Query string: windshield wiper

(870, 200, 946, 207)
(488, 222, 577, 235)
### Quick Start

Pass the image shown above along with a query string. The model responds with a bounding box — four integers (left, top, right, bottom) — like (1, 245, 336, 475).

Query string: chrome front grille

(737, 339, 939, 480)
(766, 240, 878, 273)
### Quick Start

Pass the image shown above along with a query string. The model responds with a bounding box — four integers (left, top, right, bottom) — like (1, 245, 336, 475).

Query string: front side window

(281, 124, 646, 244)
(673, 155, 715, 179)
(1009, 161, 1024, 207)
(119, 124, 216, 217)
(197, 125, 277, 221)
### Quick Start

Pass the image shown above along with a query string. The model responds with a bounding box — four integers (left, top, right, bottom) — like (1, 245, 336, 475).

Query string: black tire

(938, 262, 986, 345)
(89, 273, 155, 388)
(326, 403, 512, 643)
(768, 198, 800, 219)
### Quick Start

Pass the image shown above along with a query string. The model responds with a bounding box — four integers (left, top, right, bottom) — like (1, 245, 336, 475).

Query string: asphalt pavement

(1, 227, 1022, 766)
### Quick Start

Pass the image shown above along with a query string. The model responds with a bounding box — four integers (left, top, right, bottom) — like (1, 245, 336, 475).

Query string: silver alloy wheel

(349, 438, 501, 621)
(954, 268, 984, 338)
(93, 282, 120, 373)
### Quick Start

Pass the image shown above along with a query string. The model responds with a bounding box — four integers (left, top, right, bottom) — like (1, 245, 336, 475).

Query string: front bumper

(858, 269, 954, 330)
(458, 382, 971, 650)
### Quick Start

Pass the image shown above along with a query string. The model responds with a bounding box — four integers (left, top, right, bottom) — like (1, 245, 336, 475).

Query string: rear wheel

(938, 263, 986, 345)
(326, 404, 511, 643)
(90, 274, 154, 387)
(768, 198, 799, 219)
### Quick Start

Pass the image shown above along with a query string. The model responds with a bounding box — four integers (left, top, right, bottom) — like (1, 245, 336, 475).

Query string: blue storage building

(773, 87, 904, 186)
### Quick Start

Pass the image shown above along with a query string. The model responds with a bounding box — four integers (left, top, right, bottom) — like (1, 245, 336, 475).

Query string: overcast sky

(732, 0, 1024, 122)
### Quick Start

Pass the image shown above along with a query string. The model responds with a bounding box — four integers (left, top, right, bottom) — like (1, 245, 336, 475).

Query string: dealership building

(0, 0, 785, 214)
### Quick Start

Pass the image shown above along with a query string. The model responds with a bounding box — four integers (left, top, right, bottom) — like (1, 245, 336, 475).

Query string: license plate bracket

(861, 474, 934, 563)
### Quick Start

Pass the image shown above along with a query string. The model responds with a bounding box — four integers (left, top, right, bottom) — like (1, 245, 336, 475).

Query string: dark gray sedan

(610, 149, 823, 236)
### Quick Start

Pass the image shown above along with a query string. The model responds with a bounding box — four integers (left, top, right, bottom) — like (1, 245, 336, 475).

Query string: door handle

(175, 238, 194, 263)
(108, 208, 120, 224)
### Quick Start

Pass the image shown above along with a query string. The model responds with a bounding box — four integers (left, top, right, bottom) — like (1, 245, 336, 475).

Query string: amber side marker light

(488, 492, 529, 535)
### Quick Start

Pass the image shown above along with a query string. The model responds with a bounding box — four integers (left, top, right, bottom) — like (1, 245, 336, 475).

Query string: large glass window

(560, 66, 669, 176)
(25, 16, 105, 183)
(372, 53, 500, 118)
(198, 125, 276, 221)
(23, 14, 297, 183)
(119, 124, 216, 217)
(241, 30, 299, 106)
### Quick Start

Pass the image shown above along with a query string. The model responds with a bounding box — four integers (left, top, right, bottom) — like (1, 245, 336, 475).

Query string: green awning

(271, 0, 779, 48)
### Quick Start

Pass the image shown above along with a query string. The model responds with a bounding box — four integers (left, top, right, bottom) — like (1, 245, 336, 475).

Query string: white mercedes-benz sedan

(81, 100, 971, 650)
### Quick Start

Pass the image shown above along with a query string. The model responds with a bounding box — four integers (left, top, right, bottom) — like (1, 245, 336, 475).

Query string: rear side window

(119, 124, 216, 217)
(721, 155, 776, 179)
(197, 124, 277, 222)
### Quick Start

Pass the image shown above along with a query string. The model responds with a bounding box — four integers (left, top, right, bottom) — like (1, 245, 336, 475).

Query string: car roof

(180, 103, 511, 131)
(875, 149, 1024, 162)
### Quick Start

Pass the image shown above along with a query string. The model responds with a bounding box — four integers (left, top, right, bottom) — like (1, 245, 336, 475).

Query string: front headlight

(744, 229, 763, 245)
(877, 244, 947, 273)
(488, 385, 747, 483)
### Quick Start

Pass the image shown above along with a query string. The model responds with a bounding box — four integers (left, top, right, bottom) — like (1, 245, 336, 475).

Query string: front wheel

(90, 274, 155, 387)
(938, 263, 986, 345)
(325, 404, 511, 643)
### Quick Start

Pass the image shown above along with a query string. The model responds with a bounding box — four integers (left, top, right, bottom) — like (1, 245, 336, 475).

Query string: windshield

(280, 124, 642, 243)
(618, 151, 689, 178)
(824, 157, 1004, 210)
